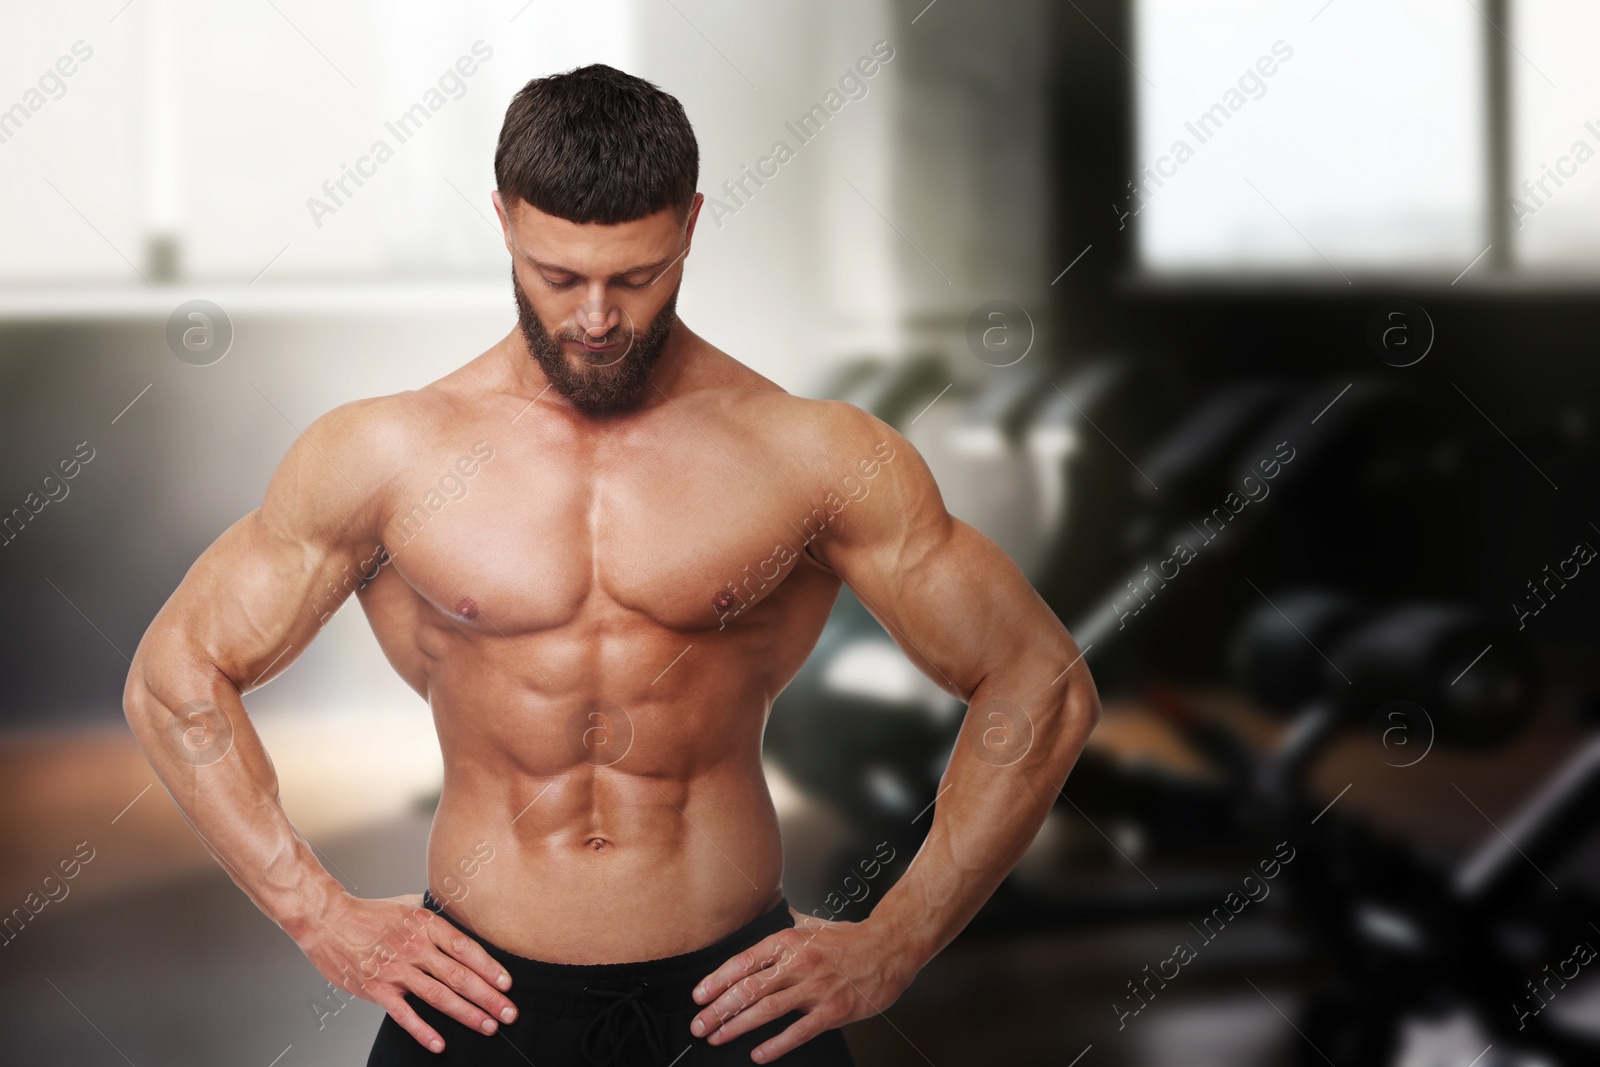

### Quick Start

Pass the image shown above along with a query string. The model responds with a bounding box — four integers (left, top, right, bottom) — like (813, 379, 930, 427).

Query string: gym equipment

(770, 357, 1587, 1066)
(1216, 593, 1596, 1066)
(831, 351, 952, 428)
(810, 356, 889, 403)
(1067, 374, 1472, 687)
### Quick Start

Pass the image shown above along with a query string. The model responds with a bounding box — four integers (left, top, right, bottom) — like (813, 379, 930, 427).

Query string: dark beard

(512, 266, 680, 415)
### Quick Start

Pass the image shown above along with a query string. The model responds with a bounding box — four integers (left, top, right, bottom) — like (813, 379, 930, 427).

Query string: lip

(572, 338, 620, 352)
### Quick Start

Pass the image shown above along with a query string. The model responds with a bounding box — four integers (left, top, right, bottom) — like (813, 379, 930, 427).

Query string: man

(124, 64, 1099, 1065)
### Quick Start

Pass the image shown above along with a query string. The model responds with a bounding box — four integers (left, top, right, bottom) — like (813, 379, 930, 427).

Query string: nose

(576, 285, 620, 339)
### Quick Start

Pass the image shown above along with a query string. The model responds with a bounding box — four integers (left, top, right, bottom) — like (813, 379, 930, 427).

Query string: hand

(689, 908, 917, 1062)
(293, 891, 518, 1054)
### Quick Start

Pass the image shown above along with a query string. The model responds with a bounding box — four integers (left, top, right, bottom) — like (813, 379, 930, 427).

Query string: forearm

(864, 641, 1100, 971)
(122, 655, 346, 942)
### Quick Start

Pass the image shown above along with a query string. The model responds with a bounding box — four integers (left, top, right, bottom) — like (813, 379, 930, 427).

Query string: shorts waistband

(420, 890, 794, 1016)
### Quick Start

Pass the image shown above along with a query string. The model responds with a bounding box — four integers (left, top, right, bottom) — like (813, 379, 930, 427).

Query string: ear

(492, 191, 515, 256)
(683, 191, 706, 250)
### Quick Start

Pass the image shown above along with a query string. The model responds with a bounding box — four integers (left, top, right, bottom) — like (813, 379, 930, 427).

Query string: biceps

(849, 519, 1041, 698)
(141, 510, 369, 692)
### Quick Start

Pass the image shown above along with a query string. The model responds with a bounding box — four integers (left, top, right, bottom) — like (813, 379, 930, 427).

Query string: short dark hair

(494, 64, 699, 225)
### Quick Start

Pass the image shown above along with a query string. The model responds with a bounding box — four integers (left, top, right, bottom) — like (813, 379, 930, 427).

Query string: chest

(379, 433, 824, 635)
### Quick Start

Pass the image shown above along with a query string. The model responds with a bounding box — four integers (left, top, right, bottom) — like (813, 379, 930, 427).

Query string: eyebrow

(529, 257, 672, 279)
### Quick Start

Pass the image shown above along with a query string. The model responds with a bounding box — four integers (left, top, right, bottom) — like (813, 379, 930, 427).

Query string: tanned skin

(123, 189, 1101, 1061)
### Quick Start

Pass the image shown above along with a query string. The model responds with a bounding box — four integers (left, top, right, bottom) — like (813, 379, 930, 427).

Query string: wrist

(860, 900, 937, 983)
(272, 871, 350, 944)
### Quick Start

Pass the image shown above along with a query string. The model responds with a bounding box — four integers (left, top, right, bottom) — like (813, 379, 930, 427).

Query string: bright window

(1134, 0, 1487, 277)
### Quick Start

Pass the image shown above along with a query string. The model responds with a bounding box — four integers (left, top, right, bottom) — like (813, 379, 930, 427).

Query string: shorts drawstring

(580, 981, 668, 1066)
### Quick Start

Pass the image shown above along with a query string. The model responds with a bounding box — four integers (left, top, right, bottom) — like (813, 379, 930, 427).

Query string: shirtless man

(123, 64, 1099, 1066)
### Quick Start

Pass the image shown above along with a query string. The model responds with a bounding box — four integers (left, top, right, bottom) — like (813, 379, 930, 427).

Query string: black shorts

(365, 890, 858, 1066)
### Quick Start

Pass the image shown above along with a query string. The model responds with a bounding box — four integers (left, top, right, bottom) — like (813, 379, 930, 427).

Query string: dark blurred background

(3, 1, 1599, 1064)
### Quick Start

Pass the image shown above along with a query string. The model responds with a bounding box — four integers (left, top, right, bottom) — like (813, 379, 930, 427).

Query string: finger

(377, 991, 447, 1055)
(420, 946, 519, 1026)
(693, 957, 799, 1040)
(752, 1008, 835, 1064)
(405, 969, 502, 1036)
(694, 932, 792, 1006)
(425, 911, 516, 996)
(703, 984, 803, 1046)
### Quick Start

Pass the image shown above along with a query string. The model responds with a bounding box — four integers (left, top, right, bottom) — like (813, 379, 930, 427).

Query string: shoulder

(713, 389, 899, 463)
(755, 395, 915, 491)
(676, 346, 929, 498)
(260, 389, 438, 543)
(294, 390, 435, 489)
(738, 394, 942, 537)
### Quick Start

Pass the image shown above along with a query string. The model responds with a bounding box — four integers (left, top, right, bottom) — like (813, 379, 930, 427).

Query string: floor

(0, 806, 1316, 1067)
(2, 688, 1596, 1066)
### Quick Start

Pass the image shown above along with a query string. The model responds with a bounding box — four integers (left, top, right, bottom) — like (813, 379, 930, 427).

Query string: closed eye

(537, 271, 655, 289)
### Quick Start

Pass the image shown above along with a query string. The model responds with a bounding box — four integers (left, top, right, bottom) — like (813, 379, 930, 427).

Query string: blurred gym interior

(2, 1, 1599, 1065)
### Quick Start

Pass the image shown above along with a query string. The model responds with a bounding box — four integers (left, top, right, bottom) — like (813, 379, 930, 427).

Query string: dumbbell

(1228, 592, 1536, 805)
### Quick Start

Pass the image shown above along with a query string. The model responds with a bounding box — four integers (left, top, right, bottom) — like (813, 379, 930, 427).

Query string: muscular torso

(352, 344, 856, 963)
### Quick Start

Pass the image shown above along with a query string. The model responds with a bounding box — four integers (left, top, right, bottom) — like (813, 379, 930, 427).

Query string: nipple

(711, 590, 735, 612)
(456, 596, 479, 620)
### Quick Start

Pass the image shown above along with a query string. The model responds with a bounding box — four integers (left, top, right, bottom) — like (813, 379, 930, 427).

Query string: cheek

(622, 297, 672, 340)
(519, 287, 575, 337)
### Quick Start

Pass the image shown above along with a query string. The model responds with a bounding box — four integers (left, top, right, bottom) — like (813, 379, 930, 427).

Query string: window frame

(1048, 0, 1600, 389)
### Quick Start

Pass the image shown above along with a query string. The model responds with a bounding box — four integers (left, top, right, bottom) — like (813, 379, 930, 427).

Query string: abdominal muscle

(420, 691, 788, 965)
(356, 533, 827, 965)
